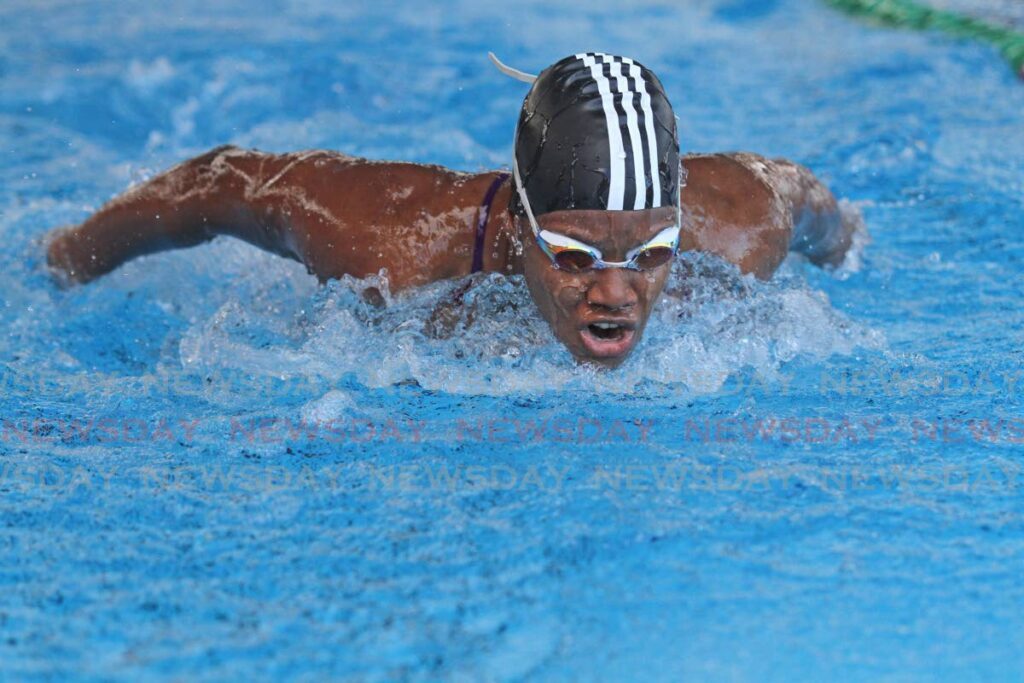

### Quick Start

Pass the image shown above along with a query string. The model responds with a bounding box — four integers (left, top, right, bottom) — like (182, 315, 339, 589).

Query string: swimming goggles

(512, 154, 681, 273)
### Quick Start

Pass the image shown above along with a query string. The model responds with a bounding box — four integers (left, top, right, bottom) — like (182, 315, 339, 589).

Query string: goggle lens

(553, 249, 599, 272)
(632, 245, 675, 270)
(546, 243, 676, 272)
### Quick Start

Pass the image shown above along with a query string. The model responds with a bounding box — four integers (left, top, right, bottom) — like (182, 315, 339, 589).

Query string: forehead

(536, 207, 677, 246)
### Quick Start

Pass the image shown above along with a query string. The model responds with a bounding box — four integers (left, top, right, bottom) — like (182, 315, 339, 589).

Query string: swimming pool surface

(1, 0, 1022, 680)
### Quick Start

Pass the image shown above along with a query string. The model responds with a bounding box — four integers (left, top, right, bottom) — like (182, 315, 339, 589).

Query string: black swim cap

(513, 52, 679, 216)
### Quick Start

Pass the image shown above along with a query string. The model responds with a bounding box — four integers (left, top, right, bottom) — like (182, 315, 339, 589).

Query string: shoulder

(681, 152, 787, 215)
(679, 153, 791, 278)
(684, 152, 825, 213)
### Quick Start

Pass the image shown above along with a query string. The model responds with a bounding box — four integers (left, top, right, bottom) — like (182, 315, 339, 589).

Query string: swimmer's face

(518, 206, 677, 368)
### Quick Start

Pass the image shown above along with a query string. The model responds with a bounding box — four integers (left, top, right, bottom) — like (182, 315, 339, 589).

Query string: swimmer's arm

(761, 156, 854, 268)
(45, 145, 304, 285)
(674, 153, 855, 288)
(679, 153, 794, 279)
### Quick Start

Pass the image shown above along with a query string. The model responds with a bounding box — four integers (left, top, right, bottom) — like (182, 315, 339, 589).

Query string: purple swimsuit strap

(471, 172, 511, 274)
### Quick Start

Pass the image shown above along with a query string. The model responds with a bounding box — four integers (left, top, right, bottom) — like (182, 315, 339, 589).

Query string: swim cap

(512, 52, 679, 216)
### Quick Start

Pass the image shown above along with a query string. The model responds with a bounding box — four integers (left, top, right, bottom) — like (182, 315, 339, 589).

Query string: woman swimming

(45, 52, 855, 367)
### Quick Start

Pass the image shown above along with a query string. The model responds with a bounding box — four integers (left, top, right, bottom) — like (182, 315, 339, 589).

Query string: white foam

(300, 389, 358, 422)
(176, 247, 886, 397)
(833, 199, 871, 278)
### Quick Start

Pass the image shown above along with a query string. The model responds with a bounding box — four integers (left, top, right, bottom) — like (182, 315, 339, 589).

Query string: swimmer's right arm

(45, 145, 306, 285)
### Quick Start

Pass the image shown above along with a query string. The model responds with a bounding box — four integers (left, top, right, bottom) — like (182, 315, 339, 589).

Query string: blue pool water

(2, 0, 1023, 680)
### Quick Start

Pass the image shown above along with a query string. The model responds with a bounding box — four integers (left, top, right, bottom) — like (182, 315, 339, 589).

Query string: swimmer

(45, 52, 856, 368)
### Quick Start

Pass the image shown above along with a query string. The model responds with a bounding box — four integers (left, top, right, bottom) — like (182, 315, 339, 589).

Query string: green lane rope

(826, 0, 1024, 79)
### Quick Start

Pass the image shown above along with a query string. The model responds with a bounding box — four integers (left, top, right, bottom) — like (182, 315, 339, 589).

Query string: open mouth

(579, 321, 637, 358)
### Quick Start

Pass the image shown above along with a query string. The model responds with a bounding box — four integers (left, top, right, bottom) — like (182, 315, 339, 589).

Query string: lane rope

(825, 0, 1024, 79)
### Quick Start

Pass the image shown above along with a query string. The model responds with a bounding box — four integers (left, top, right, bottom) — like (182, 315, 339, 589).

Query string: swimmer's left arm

(680, 153, 854, 278)
(758, 155, 853, 268)
(678, 153, 793, 278)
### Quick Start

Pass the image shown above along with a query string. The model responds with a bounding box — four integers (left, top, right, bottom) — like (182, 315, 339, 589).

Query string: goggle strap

(512, 154, 543, 240)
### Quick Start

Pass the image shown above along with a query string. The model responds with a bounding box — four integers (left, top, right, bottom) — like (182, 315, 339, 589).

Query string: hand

(423, 276, 483, 339)
(44, 225, 85, 288)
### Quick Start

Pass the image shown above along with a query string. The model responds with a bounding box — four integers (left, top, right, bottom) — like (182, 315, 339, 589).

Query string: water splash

(834, 199, 872, 277)
(178, 248, 885, 397)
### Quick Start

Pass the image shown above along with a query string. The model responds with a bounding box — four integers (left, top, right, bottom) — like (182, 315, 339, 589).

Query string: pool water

(1, 0, 1023, 680)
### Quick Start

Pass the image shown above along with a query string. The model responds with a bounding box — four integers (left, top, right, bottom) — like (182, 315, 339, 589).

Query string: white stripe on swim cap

(623, 56, 662, 208)
(600, 54, 647, 211)
(577, 52, 626, 211)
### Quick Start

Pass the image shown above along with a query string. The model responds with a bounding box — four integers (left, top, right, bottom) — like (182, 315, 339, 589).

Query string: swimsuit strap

(471, 172, 511, 274)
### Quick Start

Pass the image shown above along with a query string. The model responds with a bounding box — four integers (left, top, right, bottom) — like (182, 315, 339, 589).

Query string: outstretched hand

(44, 225, 85, 288)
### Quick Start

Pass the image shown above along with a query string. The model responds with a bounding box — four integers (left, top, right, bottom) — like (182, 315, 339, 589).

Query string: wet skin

(518, 207, 677, 368)
(45, 146, 854, 366)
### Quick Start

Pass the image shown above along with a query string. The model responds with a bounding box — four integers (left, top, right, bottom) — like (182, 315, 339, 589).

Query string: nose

(585, 268, 638, 311)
